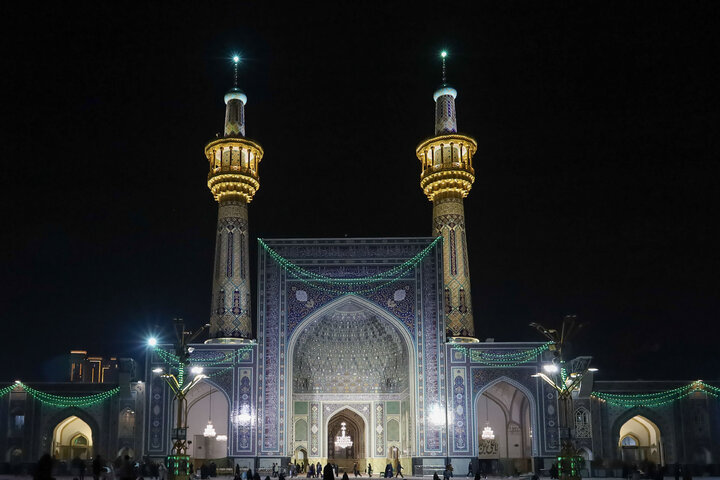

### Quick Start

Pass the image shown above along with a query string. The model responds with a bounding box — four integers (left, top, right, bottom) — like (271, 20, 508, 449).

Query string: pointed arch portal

(618, 415, 664, 465)
(475, 380, 534, 475)
(287, 295, 416, 462)
(52, 416, 93, 461)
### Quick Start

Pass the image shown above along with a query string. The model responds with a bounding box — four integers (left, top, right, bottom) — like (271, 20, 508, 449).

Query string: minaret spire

(224, 55, 247, 138)
(233, 55, 240, 87)
(441, 50, 447, 85)
(204, 54, 264, 342)
(416, 50, 478, 341)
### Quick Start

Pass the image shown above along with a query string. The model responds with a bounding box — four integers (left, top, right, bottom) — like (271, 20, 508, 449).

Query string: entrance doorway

(327, 409, 366, 473)
(52, 416, 93, 461)
(185, 381, 229, 462)
(476, 380, 534, 475)
(619, 415, 663, 465)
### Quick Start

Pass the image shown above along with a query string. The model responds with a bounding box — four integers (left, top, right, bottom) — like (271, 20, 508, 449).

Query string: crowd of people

(31, 454, 168, 480)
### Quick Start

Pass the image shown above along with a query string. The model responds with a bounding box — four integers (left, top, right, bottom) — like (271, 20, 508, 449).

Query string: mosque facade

(140, 61, 720, 476)
(1, 61, 719, 476)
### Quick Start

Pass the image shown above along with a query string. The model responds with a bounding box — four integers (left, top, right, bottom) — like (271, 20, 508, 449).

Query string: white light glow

(334, 422, 353, 449)
(233, 55, 240, 63)
(148, 337, 158, 347)
(233, 405, 253, 425)
(152, 367, 164, 374)
(216, 434, 228, 442)
(543, 364, 559, 374)
(191, 366, 204, 374)
(588, 368, 599, 372)
(482, 423, 495, 440)
(203, 420, 216, 438)
(428, 404, 446, 426)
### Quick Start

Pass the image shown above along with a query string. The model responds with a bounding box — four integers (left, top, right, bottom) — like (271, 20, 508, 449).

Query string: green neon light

(451, 342, 551, 366)
(258, 237, 442, 294)
(0, 384, 16, 398)
(13, 382, 119, 407)
(592, 380, 718, 407)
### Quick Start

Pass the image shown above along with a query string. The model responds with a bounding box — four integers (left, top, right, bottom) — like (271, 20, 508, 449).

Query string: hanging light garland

(592, 380, 719, 407)
(451, 342, 552, 367)
(2, 382, 120, 407)
(0, 384, 17, 398)
(258, 237, 442, 295)
(154, 347, 251, 368)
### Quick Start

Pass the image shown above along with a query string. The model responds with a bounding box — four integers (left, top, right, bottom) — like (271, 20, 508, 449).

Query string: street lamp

(150, 318, 209, 480)
(530, 315, 595, 480)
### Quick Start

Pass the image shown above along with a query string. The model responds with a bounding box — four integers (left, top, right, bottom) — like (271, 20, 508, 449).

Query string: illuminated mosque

(1, 57, 719, 476)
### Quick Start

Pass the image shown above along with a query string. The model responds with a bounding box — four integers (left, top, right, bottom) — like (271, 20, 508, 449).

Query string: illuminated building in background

(69, 351, 119, 383)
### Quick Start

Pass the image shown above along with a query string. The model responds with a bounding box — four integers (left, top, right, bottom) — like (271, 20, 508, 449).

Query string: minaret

(416, 51, 478, 341)
(204, 56, 263, 342)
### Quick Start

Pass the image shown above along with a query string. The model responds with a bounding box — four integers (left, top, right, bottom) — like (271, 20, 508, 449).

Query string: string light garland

(152, 347, 249, 389)
(258, 237, 442, 295)
(0, 384, 16, 398)
(592, 380, 719, 407)
(5, 382, 120, 407)
(451, 342, 552, 366)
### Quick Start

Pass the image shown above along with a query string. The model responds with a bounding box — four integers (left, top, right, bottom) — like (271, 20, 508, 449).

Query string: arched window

(574, 407, 592, 438)
(621, 435, 638, 447)
(72, 435, 88, 446)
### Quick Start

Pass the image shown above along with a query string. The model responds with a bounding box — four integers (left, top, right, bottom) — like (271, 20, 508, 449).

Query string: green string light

(451, 342, 551, 366)
(0, 384, 16, 398)
(153, 346, 254, 388)
(15, 382, 119, 407)
(592, 380, 718, 407)
(258, 237, 442, 294)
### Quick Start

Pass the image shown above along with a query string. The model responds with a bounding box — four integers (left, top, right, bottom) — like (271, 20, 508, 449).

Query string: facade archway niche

(52, 416, 93, 460)
(287, 295, 416, 465)
(474, 379, 535, 475)
(618, 415, 663, 466)
(184, 380, 230, 462)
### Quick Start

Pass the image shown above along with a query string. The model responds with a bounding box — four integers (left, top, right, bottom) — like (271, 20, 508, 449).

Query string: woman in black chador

(323, 463, 335, 480)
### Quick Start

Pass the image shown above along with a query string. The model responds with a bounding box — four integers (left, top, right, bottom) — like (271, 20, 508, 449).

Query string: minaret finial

(232, 55, 240, 87)
(441, 50, 448, 85)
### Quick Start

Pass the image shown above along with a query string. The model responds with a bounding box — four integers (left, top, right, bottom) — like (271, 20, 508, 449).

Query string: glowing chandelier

(482, 396, 495, 440)
(334, 422, 353, 449)
(204, 420, 217, 438)
(204, 389, 217, 438)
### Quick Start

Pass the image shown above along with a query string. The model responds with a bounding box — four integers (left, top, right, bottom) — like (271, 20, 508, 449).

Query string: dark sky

(1, 2, 718, 382)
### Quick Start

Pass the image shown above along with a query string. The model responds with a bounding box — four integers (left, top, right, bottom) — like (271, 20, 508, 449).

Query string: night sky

(1, 2, 718, 382)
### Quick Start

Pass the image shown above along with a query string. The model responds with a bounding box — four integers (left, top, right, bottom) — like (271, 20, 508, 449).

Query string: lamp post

(530, 316, 596, 480)
(150, 318, 209, 480)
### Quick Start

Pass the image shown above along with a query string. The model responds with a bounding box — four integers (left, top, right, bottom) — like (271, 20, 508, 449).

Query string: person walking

(443, 464, 453, 480)
(367, 464, 373, 478)
(467, 462, 473, 478)
(395, 463, 403, 478)
(92, 455, 104, 480)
